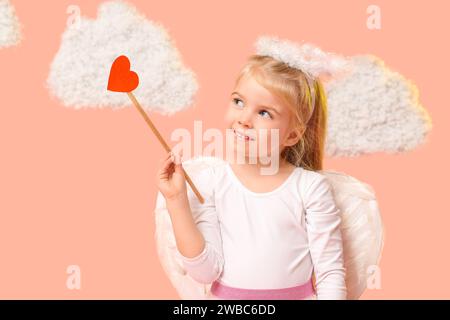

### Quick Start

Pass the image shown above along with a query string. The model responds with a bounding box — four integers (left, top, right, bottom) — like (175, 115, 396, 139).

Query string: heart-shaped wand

(107, 55, 204, 204)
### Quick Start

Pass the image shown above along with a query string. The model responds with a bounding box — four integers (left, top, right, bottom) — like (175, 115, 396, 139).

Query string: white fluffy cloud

(325, 55, 432, 157)
(0, 0, 21, 48)
(47, 0, 198, 115)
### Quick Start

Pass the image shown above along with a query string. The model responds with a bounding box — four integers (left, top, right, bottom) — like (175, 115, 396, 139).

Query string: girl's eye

(232, 97, 273, 119)
(259, 110, 272, 119)
(233, 98, 244, 108)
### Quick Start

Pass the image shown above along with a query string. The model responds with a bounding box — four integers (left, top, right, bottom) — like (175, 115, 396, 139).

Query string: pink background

(0, 0, 448, 299)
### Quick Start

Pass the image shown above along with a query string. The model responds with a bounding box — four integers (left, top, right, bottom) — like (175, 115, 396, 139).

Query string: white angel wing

(318, 169, 385, 299)
(154, 156, 226, 299)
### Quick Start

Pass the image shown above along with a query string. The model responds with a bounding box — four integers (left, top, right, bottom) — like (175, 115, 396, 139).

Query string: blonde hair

(234, 54, 328, 171)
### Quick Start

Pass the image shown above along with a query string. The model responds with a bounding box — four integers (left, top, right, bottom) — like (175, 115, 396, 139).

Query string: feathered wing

(318, 170, 385, 299)
(154, 156, 226, 299)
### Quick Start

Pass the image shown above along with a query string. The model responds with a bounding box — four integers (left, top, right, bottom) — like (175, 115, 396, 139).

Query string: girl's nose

(238, 109, 252, 127)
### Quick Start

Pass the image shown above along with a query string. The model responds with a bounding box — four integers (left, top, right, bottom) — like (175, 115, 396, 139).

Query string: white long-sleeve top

(175, 161, 347, 300)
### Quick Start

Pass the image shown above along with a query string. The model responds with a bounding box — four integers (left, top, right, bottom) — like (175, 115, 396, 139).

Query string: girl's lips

(233, 128, 255, 141)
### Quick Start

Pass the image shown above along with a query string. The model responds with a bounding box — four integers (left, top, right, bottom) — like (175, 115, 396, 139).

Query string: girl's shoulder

(297, 166, 333, 196)
(300, 166, 326, 178)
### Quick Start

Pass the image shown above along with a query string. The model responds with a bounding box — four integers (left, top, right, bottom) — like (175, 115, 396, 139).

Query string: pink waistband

(210, 278, 316, 300)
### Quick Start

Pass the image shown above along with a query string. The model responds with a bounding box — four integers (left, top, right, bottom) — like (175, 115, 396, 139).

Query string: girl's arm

(305, 173, 347, 300)
(166, 193, 205, 258)
(172, 185, 224, 285)
(156, 151, 224, 284)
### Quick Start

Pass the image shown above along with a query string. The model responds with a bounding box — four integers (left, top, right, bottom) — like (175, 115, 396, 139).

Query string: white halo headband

(254, 35, 352, 124)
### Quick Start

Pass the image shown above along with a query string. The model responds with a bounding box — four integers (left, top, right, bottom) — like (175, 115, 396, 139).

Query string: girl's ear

(284, 127, 303, 147)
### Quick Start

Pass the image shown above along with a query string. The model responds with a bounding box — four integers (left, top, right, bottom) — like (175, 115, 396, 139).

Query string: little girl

(156, 52, 347, 300)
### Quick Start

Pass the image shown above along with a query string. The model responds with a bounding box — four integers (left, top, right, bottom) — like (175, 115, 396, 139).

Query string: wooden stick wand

(107, 55, 204, 204)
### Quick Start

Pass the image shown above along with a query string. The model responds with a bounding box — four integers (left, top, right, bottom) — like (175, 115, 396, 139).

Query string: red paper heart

(107, 55, 139, 92)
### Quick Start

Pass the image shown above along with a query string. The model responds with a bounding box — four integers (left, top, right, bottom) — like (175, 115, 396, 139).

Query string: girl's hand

(156, 150, 187, 201)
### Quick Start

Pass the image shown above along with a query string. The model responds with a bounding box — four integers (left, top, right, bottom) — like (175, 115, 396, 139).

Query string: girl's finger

(158, 162, 173, 182)
(173, 149, 184, 164)
(160, 153, 175, 172)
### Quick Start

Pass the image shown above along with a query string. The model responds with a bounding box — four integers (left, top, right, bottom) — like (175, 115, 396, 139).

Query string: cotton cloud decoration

(0, 0, 21, 48)
(324, 55, 432, 157)
(47, 0, 198, 115)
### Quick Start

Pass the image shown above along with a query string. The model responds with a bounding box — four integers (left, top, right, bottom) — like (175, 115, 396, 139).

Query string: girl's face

(224, 74, 301, 161)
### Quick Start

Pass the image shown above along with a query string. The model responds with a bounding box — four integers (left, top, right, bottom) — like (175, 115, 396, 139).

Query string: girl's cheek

(224, 108, 235, 125)
(226, 104, 238, 115)
(260, 126, 283, 150)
